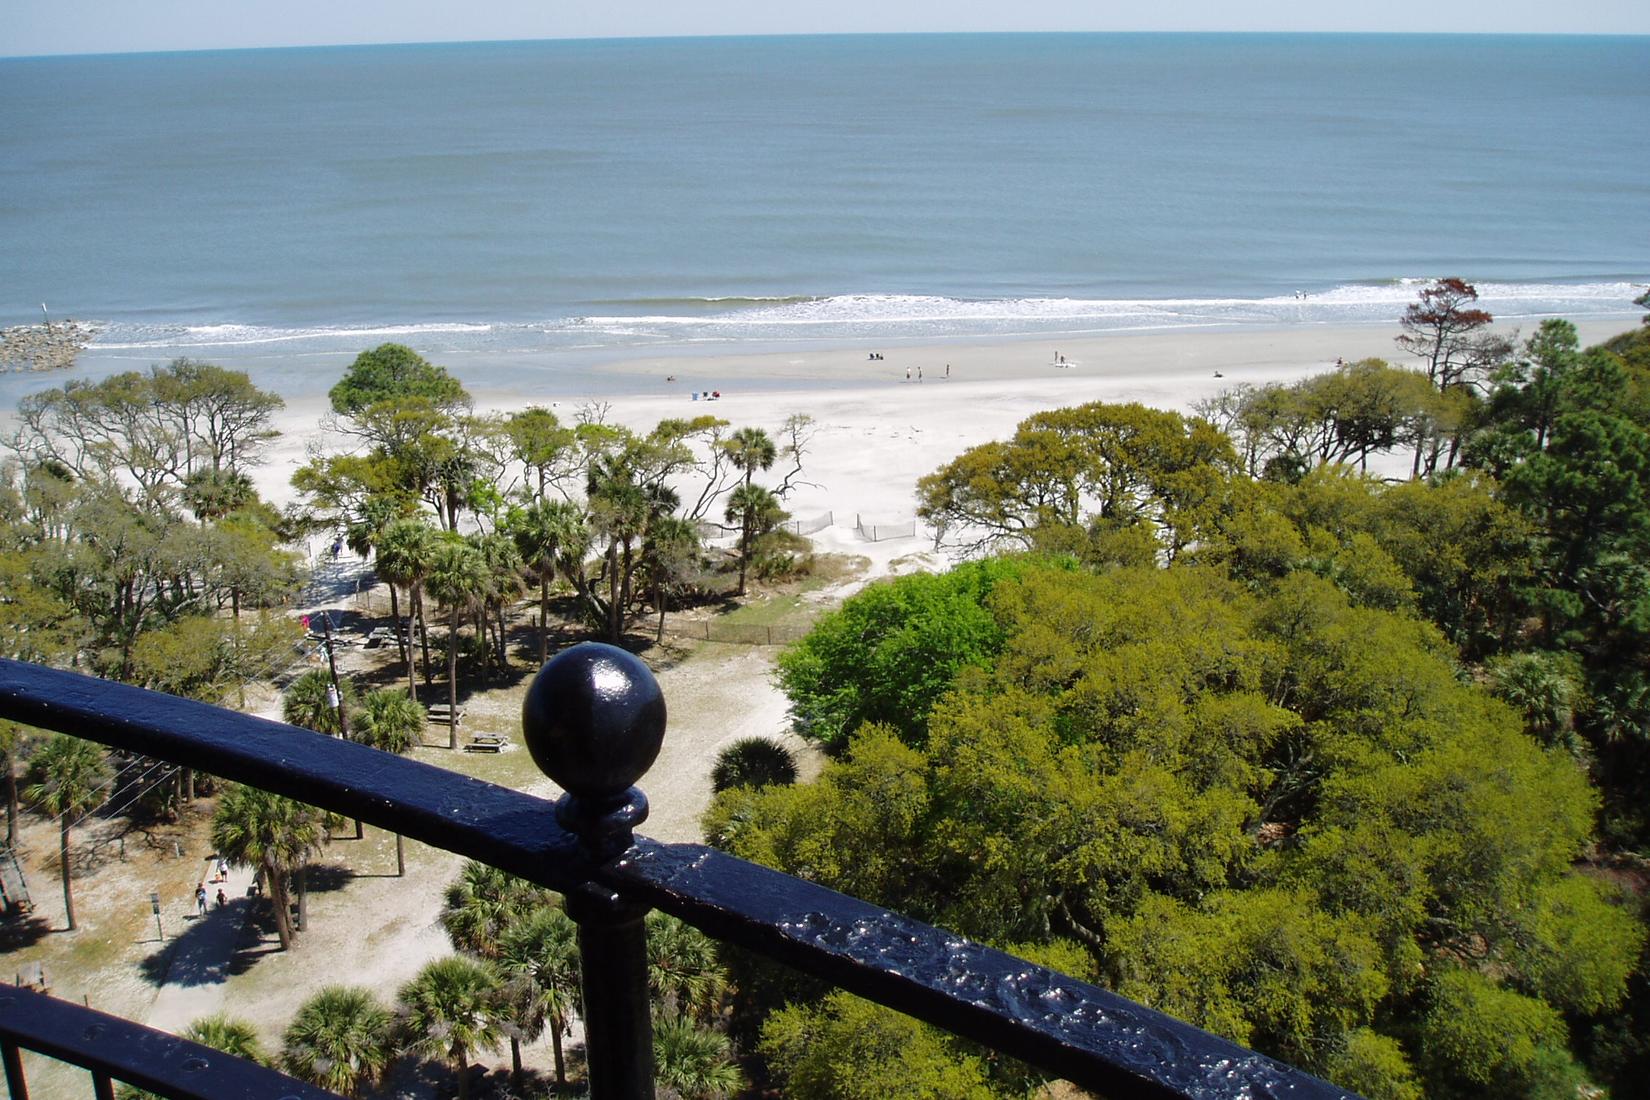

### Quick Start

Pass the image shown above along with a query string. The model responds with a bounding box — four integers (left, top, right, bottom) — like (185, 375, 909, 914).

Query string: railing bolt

(522, 642, 665, 1100)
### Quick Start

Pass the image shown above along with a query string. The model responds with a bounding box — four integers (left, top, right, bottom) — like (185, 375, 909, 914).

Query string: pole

(320, 615, 350, 739)
(319, 615, 363, 839)
(149, 891, 163, 942)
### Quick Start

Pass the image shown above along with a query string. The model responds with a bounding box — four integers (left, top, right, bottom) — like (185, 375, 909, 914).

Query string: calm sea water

(0, 33, 1645, 372)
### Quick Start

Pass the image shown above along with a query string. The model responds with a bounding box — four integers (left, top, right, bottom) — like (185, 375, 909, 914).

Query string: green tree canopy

(327, 344, 469, 419)
(712, 560, 1642, 1096)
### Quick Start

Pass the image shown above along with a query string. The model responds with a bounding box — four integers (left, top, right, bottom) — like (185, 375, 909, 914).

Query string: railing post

(2, 1038, 28, 1100)
(522, 642, 666, 1100)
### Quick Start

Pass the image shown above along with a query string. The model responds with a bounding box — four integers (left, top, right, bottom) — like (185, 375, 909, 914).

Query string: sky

(8, 0, 1649, 57)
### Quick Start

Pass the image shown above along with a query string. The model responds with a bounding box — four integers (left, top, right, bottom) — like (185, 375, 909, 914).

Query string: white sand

(253, 320, 1636, 559)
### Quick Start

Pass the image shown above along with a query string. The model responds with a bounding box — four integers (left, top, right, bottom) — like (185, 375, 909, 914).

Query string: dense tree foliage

(717, 561, 1644, 1096)
(724, 295, 1650, 1098)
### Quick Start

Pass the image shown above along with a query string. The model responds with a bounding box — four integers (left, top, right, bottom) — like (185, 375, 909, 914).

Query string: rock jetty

(0, 320, 96, 373)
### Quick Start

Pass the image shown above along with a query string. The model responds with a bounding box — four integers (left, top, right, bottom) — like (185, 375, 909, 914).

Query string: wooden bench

(426, 704, 466, 727)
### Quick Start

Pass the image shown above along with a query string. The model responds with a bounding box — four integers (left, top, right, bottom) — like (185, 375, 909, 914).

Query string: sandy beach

(248, 318, 1638, 544)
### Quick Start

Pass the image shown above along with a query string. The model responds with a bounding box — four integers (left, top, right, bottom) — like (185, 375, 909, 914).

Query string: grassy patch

(721, 595, 812, 629)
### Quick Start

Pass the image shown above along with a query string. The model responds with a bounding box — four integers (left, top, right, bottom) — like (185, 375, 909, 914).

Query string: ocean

(0, 32, 1645, 389)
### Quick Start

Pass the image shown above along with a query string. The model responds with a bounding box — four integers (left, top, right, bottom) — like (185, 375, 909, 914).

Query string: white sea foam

(82, 281, 1644, 356)
(93, 321, 495, 351)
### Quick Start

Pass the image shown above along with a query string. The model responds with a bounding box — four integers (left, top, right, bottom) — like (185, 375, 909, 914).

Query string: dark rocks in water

(0, 320, 95, 373)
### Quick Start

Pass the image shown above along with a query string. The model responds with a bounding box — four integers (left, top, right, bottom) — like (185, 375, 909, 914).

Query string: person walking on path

(195, 883, 207, 916)
(146, 862, 258, 1036)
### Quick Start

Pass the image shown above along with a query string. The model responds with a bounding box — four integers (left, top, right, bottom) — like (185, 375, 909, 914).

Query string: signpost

(149, 891, 163, 942)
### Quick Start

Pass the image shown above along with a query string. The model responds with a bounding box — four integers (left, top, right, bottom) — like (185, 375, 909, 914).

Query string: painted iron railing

(0, 650, 1357, 1100)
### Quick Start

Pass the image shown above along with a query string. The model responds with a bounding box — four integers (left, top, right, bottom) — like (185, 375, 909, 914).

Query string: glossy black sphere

(522, 643, 666, 799)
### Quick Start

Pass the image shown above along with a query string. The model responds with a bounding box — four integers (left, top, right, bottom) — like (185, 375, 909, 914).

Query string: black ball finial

(522, 642, 666, 800)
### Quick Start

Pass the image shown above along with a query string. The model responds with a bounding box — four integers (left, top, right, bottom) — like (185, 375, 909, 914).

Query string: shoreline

(219, 316, 1636, 535)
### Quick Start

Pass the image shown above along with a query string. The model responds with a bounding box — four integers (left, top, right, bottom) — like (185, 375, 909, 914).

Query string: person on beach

(945, 363, 950, 378)
(917, 366, 923, 382)
(905, 367, 911, 382)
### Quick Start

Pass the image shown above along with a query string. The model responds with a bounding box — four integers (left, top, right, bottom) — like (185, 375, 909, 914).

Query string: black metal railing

(0, 650, 1357, 1100)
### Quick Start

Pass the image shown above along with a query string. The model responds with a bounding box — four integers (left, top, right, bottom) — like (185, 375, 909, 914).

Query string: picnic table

(362, 626, 409, 648)
(461, 732, 509, 753)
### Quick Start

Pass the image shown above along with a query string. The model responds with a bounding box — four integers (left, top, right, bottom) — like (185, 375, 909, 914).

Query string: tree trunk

(390, 584, 409, 670)
(269, 864, 294, 949)
(447, 610, 460, 751)
(59, 818, 76, 931)
(552, 1022, 566, 1087)
(657, 583, 667, 645)
(231, 586, 245, 708)
(538, 576, 549, 666)
(416, 589, 433, 686)
(605, 540, 623, 642)
(738, 519, 751, 596)
(296, 863, 308, 932)
(495, 603, 508, 670)
(510, 1036, 523, 1092)
(400, 587, 419, 703)
(454, 1052, 472, 1100)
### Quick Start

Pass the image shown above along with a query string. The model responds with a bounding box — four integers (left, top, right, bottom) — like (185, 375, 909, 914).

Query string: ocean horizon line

(7, 28, 1649, 63)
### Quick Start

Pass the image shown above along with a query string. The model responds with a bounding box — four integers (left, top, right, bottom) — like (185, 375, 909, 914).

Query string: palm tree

(498, 904, 582, 1090)
(118, 1014, 269, 1099)
(397, 955, 506, 1100)
(352, 688, 424, 875)
(710, 737, 798, 793)
(652, 1013, 743, 1100)
(182, 467, 255, 523)
(182, 1013, 268, 1064)
(352, 689, 422, 755)
(282, 669, 355, 736)
(509, 498, 580, 665)
(472, 530, 525, 678)
(25, 734, 109, 931)
(1487, 650, 1581, 750)
(424, 535, 488, 749)
(439, 861, 555, 959)
(724, 426, 777, 490)
(725, 483, 783, 597)
(644, 515, 702, 644)
(376, 517, 441, 698)
(646, 912, 728, 1024)
(282, 985, 396, 1098)
(210, 783, 328, 949)
(588, 467, 651, 643)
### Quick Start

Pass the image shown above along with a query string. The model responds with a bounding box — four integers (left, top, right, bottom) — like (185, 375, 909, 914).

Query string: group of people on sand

(902, 364, 952, 382)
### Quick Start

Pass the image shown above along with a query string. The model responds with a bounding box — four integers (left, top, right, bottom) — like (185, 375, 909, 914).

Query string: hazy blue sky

(9, 0, 1649, 57)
